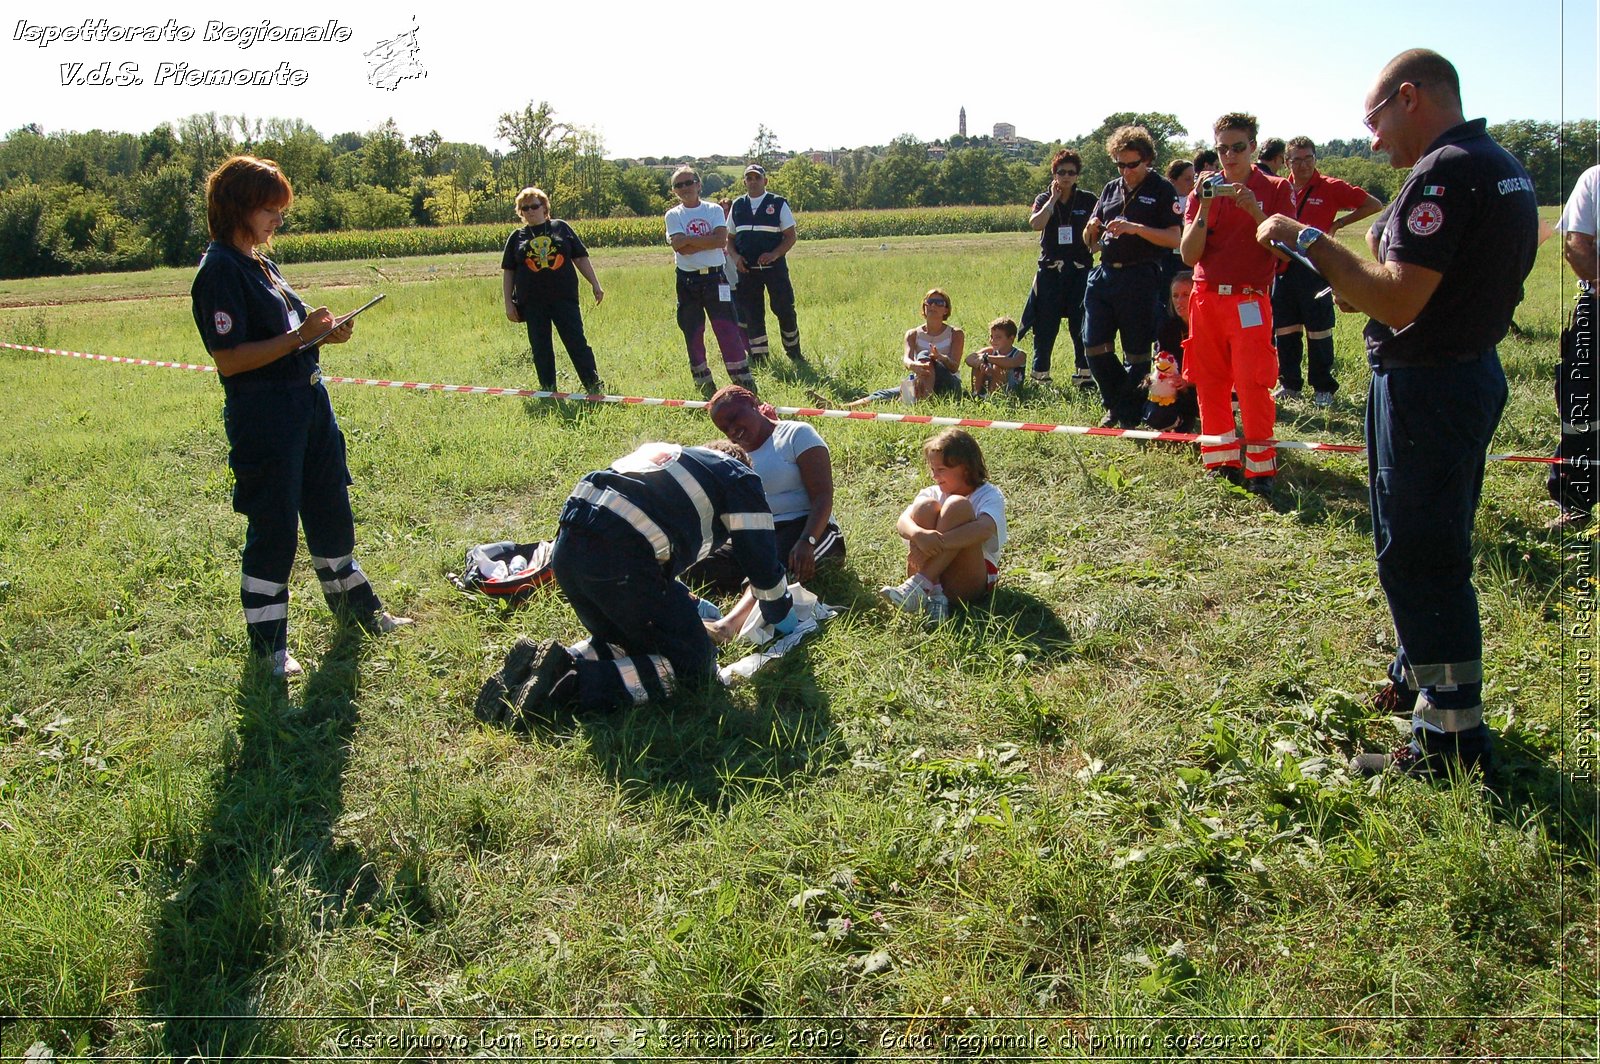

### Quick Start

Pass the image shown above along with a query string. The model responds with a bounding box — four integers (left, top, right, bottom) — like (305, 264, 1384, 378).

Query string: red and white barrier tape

(1, 340, 1563, 465)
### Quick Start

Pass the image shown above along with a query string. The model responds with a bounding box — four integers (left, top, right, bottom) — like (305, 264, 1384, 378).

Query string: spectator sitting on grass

(842, 289, 964, 407)
(965, 316, 1027, 397)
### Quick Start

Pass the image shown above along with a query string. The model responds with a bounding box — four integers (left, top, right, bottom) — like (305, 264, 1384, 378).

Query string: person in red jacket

(1180, 112, 1295, 495)
(1273, 137, 1384, 405)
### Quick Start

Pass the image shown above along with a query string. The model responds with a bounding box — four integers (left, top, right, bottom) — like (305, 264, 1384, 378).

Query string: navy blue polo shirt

(191, 240, 320, 387)
(1033, 187, 1097, 267)
(1366, 119, 1538, 367)
(1090, 174, 1180, 266)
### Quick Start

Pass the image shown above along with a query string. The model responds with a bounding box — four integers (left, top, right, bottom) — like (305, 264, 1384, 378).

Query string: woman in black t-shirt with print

(501, 187, 605, 393)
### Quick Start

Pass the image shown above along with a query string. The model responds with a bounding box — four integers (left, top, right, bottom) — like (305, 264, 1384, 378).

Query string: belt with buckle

(1105, 260, 1156, 270)
(677, 265, 721, 276)
(1206, 283, 1266, 297)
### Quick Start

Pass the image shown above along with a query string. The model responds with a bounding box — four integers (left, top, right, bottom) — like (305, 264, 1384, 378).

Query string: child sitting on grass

(965, 316, 1027, 397)
(880, 428, 1006, 621)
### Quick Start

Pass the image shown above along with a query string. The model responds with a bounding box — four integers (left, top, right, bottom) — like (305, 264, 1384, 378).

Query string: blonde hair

(515, 186, 549, 210)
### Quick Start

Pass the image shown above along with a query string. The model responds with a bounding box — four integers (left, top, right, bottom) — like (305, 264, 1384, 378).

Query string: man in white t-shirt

(1550, 164, 1598, 528)
(665, 166, 755, 397)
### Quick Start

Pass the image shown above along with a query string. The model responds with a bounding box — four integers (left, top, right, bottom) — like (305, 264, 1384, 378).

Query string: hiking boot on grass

(474, 636, 543, 725)
(512, 639, 578, 725)
(1350, 724, 1492, 780)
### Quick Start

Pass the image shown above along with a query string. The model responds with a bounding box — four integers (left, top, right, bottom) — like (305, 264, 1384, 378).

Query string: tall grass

(0, 228, 1591, 1059)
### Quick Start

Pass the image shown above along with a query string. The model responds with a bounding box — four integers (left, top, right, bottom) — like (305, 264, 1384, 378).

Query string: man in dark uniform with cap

(728, 164, 804, 363)
(1257, 48, 1538, 778)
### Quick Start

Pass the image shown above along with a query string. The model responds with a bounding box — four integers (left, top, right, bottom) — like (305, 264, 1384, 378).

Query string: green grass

(0, 227, 1594, 1059)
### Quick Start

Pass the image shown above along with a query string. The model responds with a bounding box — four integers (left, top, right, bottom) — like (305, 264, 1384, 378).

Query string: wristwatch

(1295, 226, 1325, 254)
(805, 534, 818, 546)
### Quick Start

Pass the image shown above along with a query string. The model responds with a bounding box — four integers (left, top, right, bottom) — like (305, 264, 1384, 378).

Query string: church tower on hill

(959, 106, 967, 137)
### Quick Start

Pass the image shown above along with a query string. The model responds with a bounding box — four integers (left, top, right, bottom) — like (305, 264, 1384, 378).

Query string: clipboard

(296, 293, 385, 350)
(1270, 241, 1321, 277)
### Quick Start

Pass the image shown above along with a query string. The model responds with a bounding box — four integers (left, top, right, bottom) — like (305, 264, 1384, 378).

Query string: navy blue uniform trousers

(225, 380, 382, 656)
(1367, 352, 1507, 714)
(551, 523, 715, 710)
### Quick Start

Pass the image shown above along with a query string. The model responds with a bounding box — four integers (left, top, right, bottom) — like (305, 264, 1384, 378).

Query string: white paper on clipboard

(296, 293, 385, 350)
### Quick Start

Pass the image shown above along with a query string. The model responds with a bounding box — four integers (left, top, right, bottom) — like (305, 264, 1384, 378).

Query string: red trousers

(1183, 286, 1278, 478)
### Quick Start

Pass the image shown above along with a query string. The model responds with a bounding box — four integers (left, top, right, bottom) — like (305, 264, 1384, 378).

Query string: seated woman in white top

(687, 385, 847, 596)
(841, 288, 965, 407)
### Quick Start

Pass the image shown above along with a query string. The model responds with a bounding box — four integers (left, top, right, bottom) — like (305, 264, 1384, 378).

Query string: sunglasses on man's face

(925, 297, 948, 307)
(1114, 159, 1145, 170)
(1215, 141, 1250, 155)
(673, 179, 698, 189)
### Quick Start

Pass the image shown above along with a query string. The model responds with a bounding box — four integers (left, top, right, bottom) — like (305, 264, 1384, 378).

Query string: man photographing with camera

(1180, 113, 1294, 493)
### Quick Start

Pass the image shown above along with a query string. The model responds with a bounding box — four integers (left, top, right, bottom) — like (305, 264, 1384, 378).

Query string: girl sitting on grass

(880, 428, 1006, 621)
(841, 289, 964, 407)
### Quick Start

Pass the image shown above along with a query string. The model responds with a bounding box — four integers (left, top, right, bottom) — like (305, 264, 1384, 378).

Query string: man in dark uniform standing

(728, 164, 804, 363)
(1258, 49, 1538, 778)
(1081, 126, 1182, 428)
(1020, 149, 1097, 387)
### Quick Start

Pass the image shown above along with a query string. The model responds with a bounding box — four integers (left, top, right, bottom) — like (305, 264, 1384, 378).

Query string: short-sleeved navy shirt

(1090, 174, 1180, 266)
(1366, 119, 1538, 367)
(191, 240, 319, 388)
(1033, 187, 1097, 267)
(501, 219, 588, 305)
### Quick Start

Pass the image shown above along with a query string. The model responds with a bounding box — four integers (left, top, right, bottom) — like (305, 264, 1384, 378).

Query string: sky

(2, 0, 1596, 160)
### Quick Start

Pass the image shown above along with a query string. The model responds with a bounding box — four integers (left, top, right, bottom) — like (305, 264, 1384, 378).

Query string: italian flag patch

(1422, 185, 1445, 196)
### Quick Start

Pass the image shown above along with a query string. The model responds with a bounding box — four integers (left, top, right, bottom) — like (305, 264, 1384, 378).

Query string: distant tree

(1071, 112, 1189, 192)
(562, 127, 614, 218)
(769, 155, 839, 211)
(860, 151, 930, 208)
(613, 164, 668, 217)
(137, 163, 200, 265)
(176, 112, 237, 182)
(496, 100, 573, 192)
(421, 173, 479, 225)
(409, 130, 443, 176)
(1316, 156, 1396, 203)
(749, 125, 781, 169)
(360, 119, 414, 192)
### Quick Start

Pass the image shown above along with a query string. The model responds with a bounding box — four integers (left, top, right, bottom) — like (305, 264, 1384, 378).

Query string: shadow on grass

(1489, 736, 1599, 866)
(953, 585, 1076, 663)
(140, 627, 374, 1059)
(523, 650, 838, 818)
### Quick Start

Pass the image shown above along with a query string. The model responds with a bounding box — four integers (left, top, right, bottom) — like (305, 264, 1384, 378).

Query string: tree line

(1, 103, 1593, 280)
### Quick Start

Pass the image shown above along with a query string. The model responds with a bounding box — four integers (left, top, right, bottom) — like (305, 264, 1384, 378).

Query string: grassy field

(0, 227, 1594, 1060)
